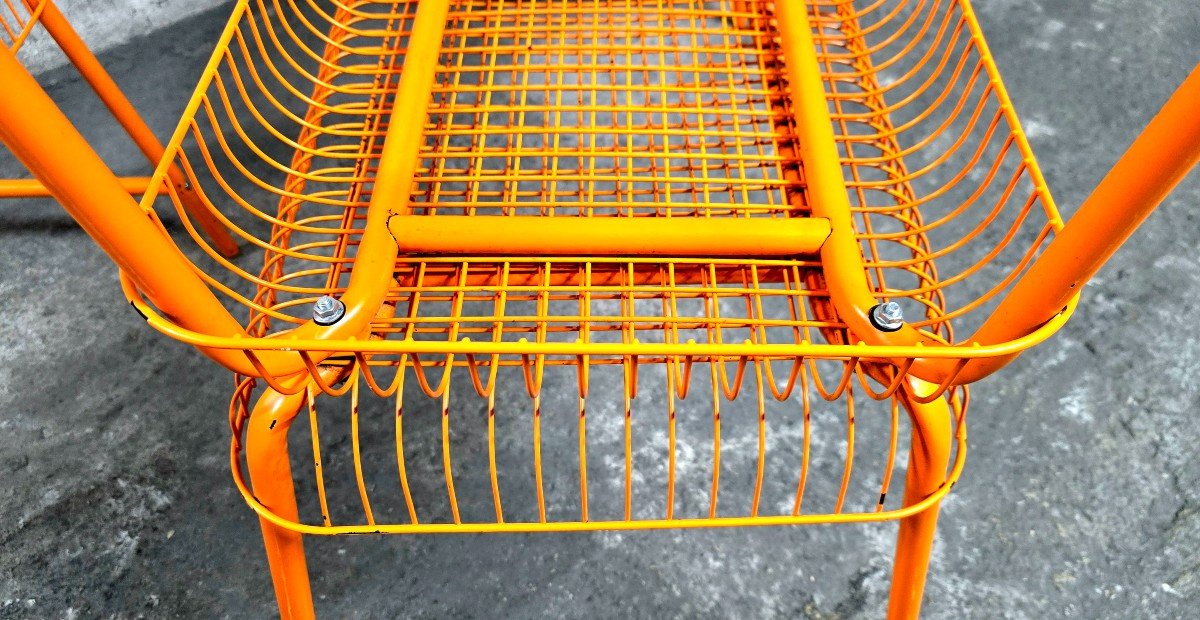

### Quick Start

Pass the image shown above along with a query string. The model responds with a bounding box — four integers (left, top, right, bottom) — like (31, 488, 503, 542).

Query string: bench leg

(886, 379, 954, 619)
(246, 386, 315, 620)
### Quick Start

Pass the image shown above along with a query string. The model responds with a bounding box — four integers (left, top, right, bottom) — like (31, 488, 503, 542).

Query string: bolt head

(870, 301, 904, 332)
(312, 295, 345, 326)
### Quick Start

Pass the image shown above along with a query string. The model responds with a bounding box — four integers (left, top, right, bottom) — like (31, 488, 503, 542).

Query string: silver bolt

(312, 295, 346, 326)
(869, 301, 904, 332)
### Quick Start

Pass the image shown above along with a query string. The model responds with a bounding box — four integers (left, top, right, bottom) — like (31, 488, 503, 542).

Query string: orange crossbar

(389, 216, 831, 257)
(0, 176, 153, 197)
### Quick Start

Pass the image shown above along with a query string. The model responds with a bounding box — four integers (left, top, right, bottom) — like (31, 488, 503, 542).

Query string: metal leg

(24, 0, 240, 257)
(886, 379, 953, 619)
(0, 42, 256, 373)
(245, 386, 316, 620)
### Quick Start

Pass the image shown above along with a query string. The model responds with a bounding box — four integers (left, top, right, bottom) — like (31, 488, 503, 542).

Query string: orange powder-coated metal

(773, 0, 896, 347)
(276, 0, 452, 347)
(102, 0, 1090, 388)
(390, 215, 832, 256)
(4, 0, 1200, 618)
(0, 0, 45, 53)
(0, 176, 154, 197)
(27, 0, 239, 257)
(244, 383, 321, 620)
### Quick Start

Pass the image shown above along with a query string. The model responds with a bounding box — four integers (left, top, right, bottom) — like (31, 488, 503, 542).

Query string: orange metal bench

(1, 1, 1198, 617)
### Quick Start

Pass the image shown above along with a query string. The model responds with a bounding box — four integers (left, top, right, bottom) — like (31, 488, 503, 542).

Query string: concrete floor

(16, 0, 226, 74)
(2, 1, 1200, 617)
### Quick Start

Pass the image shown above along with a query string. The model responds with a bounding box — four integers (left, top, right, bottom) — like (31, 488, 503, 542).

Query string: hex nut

(312, 295, 346, 326)
(869, 301, 904, 332)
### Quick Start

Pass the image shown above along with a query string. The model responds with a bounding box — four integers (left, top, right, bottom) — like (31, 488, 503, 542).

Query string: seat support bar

(390, 215, 831, 257)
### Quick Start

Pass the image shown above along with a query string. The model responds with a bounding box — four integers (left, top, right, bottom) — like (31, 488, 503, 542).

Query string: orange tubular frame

(4, 1, 1200, 619)
(52, 0, 1079, 387)
(774, 0, 1044, 382)
(388, 215, 832, 256)
(963, 63, 1200, 368)
(272, 0, 455, 351)
(0, 48, 278, 379)
(0, 42, 256, 374)
(13, 0, 1184, 389)
(0, 176, 152, 197)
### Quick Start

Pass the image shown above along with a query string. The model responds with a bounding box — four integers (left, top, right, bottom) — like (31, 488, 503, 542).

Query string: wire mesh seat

(158, 0, 1058, 341)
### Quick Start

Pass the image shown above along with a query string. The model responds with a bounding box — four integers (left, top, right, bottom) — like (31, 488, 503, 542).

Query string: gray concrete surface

(17, 0, 226, 74)
(2, 1, 1200, 617)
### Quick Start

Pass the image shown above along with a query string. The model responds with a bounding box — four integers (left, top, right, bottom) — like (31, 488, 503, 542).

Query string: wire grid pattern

(105, 0, 1073, 529)
(137, 0, 979, 531)
(162, 0, 842, 348)
(412, 0, 797, 217)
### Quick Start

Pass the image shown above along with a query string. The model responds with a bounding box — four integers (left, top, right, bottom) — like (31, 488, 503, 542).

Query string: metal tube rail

(46, 0, 456, 380)
(245, 0, 453, 358)
(389, 216, 831, 257)
(0, 0, 454, 380)
(774, 0, 969, 385)
(13, 0, 1191, 388)
(773, 0, 906, 344)
(0, 176, 153, 197)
